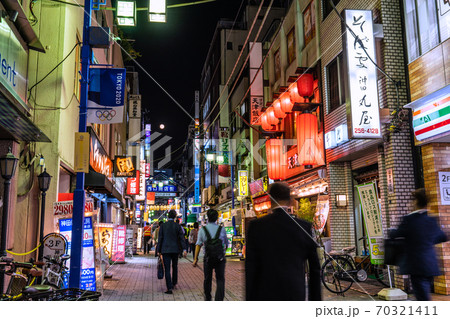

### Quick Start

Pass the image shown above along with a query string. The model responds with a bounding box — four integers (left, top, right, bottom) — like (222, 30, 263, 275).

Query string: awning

(85, 169, 123, 204)
(0, 93, 51, 142)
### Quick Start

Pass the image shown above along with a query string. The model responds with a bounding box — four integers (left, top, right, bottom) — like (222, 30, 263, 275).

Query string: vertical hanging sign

(356, 182, 384, 264)
(249, 42, 263, 125)
(87, 68, 126, 124)
(344, 10, 381, 138)
(238, 170, 248, 197)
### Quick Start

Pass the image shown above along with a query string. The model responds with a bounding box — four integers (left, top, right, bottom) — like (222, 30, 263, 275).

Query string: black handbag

(384, 238, 405, 266)
(157, 256, 164, 279)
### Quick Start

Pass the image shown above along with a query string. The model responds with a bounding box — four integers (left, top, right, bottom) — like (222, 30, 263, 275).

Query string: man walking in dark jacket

(245, 182, 322, 301)
(158, 210, 187, 294)
(389, 189, 447, 301)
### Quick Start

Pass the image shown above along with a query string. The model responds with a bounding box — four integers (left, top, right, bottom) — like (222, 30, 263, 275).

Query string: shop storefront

(404, 83, 450, 294)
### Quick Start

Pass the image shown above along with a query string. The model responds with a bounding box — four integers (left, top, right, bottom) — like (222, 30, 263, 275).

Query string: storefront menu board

(59, 217, 97, 291)
(112, 225, 126, 262)
(225, 227, 234, 256)
(356, 182, 384, 265)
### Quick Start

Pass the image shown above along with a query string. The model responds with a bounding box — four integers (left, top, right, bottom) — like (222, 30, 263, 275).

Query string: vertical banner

(194, 137, 201, 204)
(111, 225, 126, 263)
(98, 224, 114, 259)
(238, 170, 248, 197)
(356, 182, 384, 264)
(249, 42, 263, 125)
(136, 160, 146, 201)
(344, 10, 381, 138)
(59, 217, 97, 291)
(87, 68, 126, 124)
(74, 132, 90, 173)
(313, 195, 329, 234)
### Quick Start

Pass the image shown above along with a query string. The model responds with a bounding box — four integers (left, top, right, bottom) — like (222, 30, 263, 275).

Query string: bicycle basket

(50, 288, 101, 301)
(8, 274, 28, 297)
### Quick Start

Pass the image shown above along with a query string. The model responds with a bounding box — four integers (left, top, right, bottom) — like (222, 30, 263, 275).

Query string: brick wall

(421, 143, 450, 295)
(327, 161, 355, 250)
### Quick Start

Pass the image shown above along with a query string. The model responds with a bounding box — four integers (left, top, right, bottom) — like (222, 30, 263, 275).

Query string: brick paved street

(100, 254, 450, 301)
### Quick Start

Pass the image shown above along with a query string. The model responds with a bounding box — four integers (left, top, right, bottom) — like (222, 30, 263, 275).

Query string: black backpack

(203, 226, 224, 264)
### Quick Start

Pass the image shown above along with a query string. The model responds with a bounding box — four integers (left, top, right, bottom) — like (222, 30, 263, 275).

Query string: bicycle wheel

(374, 264, 395, 287)
(321, 256, 355, 294)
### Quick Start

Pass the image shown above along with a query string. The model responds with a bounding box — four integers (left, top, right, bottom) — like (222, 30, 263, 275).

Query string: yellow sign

(238, 170, 248, 197)
(74, 132, 89, 173)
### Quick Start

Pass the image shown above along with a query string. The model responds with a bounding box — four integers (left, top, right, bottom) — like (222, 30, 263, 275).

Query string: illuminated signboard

(89, 128, 113, 179)
(344, 10, 381, 139)
(238, 170, 248, 197)
(136, 160, 146, 201)
(114, 156, 136, 177)
(126, 170, 140, 195)
(146, 184, 177, 192)
(325, 125, 349, 149)
(112, 225, 126, 263)
(98, 224, 114, 259)
(59, 217, 96, 291)
(53, 198, 94, 216)
(405, 85, 450, 142)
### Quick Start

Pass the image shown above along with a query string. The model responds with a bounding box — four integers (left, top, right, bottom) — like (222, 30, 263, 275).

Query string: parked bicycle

(320, 238, 394, 294)
(41, 254, 70, 289)
(0, 257, 52, 300)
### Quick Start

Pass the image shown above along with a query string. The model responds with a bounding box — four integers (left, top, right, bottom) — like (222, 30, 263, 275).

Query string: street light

(0, 147, 18, 292)
(149, 0, 166, 23)
(117, 1, 137, 26)
(37, 169, 52, 261)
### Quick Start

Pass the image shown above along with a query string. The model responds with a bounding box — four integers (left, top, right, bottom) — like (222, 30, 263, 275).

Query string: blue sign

(146, 185, 177, 192)
(88, 68, 125, 107)
(59, 217, 97, 291)
(194, 166, 200, 204)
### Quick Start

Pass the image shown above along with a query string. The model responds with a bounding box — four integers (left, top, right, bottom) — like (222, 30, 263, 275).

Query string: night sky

(120, 0, 245, 171)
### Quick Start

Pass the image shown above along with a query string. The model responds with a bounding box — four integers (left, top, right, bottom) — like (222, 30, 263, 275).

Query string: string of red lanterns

(259, 73, 315, 131)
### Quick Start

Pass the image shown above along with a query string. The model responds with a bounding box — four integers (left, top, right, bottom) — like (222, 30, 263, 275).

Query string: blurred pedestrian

(153, 221, 163, 257)
(143, 223, 152, 254)
(245, 182, 321, 301)
(389, 188, 447, 301)
(189, 222, 199, 258)
(158, 210, 187, 294)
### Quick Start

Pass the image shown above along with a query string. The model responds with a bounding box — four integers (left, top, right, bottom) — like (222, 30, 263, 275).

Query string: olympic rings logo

(95, 110, 117, 121)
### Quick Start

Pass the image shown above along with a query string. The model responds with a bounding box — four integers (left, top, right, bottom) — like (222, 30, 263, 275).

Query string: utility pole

(69, 0, 92, 288)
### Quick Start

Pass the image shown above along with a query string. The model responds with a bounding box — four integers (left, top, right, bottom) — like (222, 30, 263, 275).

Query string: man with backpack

(192, 209, 228, 301)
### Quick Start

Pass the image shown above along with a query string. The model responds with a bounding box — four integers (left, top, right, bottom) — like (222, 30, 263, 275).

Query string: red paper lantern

(218, 164, 230, 177)
(266, 107, 279, 125)
(266, 139, 286, 180)
(273, 99, 286, 119)
(297, 112, 318, 167)
(261, 112, 273, 131)
(297, 73, 314, 98)
(289, 83, 303, 103)
(280, 92, 293, 113)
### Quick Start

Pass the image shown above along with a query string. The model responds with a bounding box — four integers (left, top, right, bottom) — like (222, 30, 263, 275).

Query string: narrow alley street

(99, 254, 414, 302)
